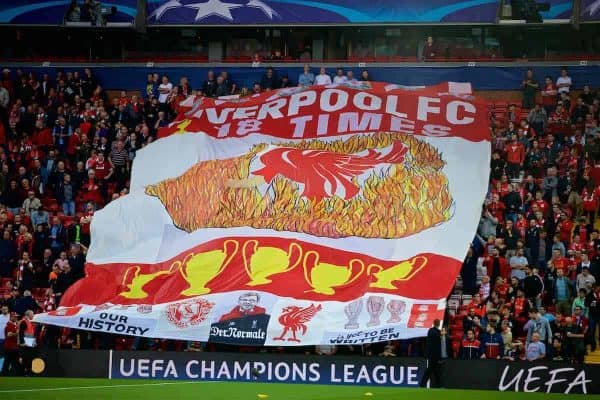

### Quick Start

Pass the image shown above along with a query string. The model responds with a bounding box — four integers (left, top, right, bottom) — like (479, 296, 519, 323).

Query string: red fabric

(558, 219, 574, 243)
(67, 133, 80, 156)
(552, 257, 568, 274)
(590, 165, 600, 185)
(3, 321, 18, 350)
(81, 211, 94, 235)
(79, 121, 92, 135)
(542, 83, 557, 107)
(484, 256, 511, 280)
(0, 121, 6, 146)
(484, 342, 500, 359)
(21, 318, 34, 335)
(488, 200, 506, 222)
(583, 188, 598, 212)
(533, 199, 549, 216)
(90, 160, 109, 180)
(218, 305, 267, 322)
(33, 128, 54, 147)
(506, 143, 525, 164)
(81, 179, 103, 205)
(255, 141, 408, 200)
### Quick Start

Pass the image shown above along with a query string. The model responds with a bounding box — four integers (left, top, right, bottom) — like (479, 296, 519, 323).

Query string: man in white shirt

(333, 68, 347, 84)
(346, 70, 357, 83)
(556, 68, 572, 95)
(509, 249, 528, 281)
(315, 67, 332, 86)
(158, 75, 173, 105)
(0, 305, 9, 352)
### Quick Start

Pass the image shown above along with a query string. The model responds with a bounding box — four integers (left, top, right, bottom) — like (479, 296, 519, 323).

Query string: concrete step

(584, 349, 600, 364)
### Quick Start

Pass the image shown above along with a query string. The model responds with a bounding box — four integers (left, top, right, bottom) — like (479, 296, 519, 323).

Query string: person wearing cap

(1, 311, 19, 376)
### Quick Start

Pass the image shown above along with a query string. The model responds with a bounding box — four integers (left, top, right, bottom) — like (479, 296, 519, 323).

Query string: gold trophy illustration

(243, 240, 303, 286)
(366, 296, 385, 327)
(344, 298, 363, 329)
(367, 256, 428, 289)
(303, 251, 365, 295)
(120, 263, 178, 300)
(179, 239, 239, 296)
(386, 299, 406, 323)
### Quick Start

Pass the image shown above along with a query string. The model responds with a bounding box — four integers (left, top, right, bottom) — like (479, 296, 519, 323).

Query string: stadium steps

(585, 350, 600, 364)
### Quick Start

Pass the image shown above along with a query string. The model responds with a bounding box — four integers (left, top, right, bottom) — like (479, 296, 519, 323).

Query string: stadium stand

(0, 62, 599, 371)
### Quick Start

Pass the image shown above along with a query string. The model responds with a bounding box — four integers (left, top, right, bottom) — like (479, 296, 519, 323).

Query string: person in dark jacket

(523, 266, 544, 307)
(479, 324, 504, 359)
(585, 284, 600, 351)
(459, 329, 481, 360)
(260, 67, 278, 90)
(460, 245, 478, 295)
(0, 229, 16, 277)
(419, 319, 448, 388)
(54, 263, 74, 306)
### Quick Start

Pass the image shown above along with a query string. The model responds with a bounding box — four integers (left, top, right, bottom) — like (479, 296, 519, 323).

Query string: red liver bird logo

(273, 304, 322, 342)
(252, 140, 408, 201)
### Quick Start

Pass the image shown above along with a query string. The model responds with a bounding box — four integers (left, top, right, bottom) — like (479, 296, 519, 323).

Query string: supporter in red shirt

(506, 135, 525, 179)
(471, 293, 487, 318)
(66, 129, 80, 158)
(488, 193, 506, 222)
(557, 213, 574, 245)
(79, 202, 95, 246)
(574, 217, 591, 244)
(515, 213, 528, 238)
(532, 191, 549, 217)
(485, 248, 510, 282)
(118, 90, 129, 107)
(88, 152, 112, 181)
(549, 249, 568, 275)
(495, 277, 510, 300)
(1, 312, 19, 376)
(582, 184, 598, 222)
(569, 234, 586, 253)
(590, 160, 600, 185)
(541, 76, 557, 114)
(80, 169, 104, 206)
(460, 329, 481, 360)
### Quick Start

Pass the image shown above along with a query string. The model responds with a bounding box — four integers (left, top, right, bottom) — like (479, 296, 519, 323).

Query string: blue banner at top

(539, 0, 573, 20)
(147, 0, 500, 25)
(581, 0, 600, 20)
(0, 0, 137, 24)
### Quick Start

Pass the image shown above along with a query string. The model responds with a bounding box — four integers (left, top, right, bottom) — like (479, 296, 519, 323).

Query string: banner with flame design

(35, 82, 490, 345)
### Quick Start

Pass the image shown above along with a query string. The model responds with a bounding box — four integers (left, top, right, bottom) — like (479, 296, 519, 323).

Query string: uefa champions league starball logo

(148, 0, 280, 22)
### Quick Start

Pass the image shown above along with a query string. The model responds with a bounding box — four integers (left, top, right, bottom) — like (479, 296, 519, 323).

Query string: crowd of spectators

(1, 63, 600, 375)
(455, 66, 600, 365)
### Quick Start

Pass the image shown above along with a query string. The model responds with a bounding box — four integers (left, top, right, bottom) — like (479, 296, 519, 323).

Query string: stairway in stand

(585, 349, 600, 364)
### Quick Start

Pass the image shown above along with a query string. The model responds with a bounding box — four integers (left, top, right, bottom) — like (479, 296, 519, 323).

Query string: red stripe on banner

(61, 237, 461, 306)
(158, 82, 488, 142)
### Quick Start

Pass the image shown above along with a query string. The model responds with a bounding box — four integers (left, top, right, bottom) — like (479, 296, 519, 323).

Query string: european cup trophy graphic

(344, 298, 363, 329)
(386, 299, 406, 324)
(366, 296, 385, 327)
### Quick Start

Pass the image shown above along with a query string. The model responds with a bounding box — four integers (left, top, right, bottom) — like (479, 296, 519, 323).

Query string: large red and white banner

(35, 82, 490, 345)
